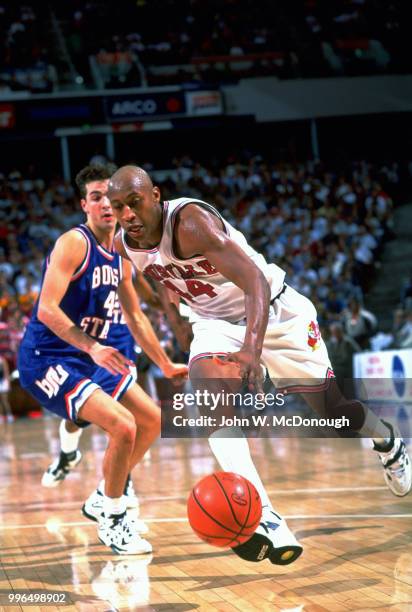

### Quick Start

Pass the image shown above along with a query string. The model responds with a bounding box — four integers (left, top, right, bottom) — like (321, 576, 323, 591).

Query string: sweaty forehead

(109, 168, 152, 194)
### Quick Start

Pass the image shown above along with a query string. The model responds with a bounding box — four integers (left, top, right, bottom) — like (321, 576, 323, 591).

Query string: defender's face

(109, 186, 161, 241)
(81, 180, 115, 231)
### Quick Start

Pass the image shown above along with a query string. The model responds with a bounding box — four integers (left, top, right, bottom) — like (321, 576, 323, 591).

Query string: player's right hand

(89, 344, 134, 375)
(216, 350, 264, 393)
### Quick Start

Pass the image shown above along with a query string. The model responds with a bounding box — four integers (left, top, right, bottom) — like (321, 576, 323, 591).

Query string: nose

(122, 203, 137, 222)
(102, 195, 112, 210)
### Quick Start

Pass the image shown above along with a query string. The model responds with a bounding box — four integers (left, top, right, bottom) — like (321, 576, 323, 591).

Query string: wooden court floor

(0, 417, 411, 612)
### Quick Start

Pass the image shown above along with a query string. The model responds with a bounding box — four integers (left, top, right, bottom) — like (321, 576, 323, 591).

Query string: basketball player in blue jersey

(18, 164, 188, 555)
(107, 164, 411, 565)
(41, 268, 162, 521)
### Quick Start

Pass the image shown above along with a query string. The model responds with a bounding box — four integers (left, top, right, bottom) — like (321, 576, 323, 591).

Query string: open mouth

(128, 225, 143, 236)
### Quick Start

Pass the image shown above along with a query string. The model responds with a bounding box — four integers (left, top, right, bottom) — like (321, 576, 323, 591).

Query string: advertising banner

(185, 90, 223, 116)
(105, 91, 186, 122)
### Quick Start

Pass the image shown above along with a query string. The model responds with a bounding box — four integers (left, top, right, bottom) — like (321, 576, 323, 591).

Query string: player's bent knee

(111, 415, 137, 446)
(150, 410, 161, 432)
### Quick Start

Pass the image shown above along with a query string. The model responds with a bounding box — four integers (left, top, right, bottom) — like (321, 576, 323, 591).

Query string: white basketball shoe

(41, 450, 82, 487)
(98, 512, 152, 555)
(82, 489, 148, 534)
(374, 421, 411, 497)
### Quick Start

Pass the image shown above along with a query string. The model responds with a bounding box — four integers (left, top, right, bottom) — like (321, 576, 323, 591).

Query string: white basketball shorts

(188, 285, 334, 392)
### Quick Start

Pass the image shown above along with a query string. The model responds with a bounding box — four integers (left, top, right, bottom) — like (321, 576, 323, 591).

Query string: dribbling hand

(89, 344, 134, 375)
(215, 350, 264, 392)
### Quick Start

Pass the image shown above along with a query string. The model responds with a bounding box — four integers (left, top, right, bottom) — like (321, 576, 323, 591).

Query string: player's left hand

(216, 350, 264, 392)
(162, 362, 189, 382)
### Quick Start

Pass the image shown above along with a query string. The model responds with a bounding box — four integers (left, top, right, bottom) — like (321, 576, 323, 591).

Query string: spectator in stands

(393, 310, 412, 349)
(90, 149, 109, 166)
(0, 271, 15, 312)
(0, 250, 14, 281)
(326, 321, 360, 392)
(389, 308, 407, 348)
(0, 352, 13, 423)
(343, 298, 378, 350)
(401, 273, 412, 310)
(5, 298, 28, 357)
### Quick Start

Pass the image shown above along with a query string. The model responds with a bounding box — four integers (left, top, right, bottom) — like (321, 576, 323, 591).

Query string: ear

(80, 198, 87, 213)
(153, 186, 161, 202)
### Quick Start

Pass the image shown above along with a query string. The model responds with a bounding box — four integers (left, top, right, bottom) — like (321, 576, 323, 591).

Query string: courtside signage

(105, 92, 186, 122)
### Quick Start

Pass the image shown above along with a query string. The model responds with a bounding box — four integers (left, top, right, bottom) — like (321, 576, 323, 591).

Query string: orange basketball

(187, 471, 262, 548)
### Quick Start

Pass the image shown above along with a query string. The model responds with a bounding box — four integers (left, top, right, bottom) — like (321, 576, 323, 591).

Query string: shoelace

(383, 442, 407, 477)
(53, 453, 77, 474)
(387, 455, 407, 478)
(52, 460, 70, 475)
(106, 514, 138, 544)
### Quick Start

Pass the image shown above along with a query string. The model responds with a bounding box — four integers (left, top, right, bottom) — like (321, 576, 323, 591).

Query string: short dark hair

(75, 163, 117, 198)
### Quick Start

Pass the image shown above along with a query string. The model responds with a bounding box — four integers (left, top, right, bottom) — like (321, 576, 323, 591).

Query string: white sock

(103, 495, 126, 517)
(208, 427, 274, 511)
(59, 420, 82, 454)
(358, 411, 392, 446)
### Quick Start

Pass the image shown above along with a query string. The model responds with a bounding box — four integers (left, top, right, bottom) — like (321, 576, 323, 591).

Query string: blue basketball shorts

(18, 348, 137, 423)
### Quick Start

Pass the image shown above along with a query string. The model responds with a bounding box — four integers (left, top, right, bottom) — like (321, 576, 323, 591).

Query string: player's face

(109, 185, 161, 241)
(81, 180, 115, 232)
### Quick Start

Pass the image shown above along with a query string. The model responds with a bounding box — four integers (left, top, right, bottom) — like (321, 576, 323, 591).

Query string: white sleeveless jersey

(122, 197, 286, 322)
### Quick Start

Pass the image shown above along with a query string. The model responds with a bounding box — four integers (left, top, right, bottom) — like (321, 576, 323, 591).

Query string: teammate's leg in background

(42, 420, 82, 487)
(43, 418, 142, 509)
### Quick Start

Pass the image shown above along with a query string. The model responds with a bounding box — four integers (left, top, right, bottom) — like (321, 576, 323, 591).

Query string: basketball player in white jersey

(108, 165, 411, 565)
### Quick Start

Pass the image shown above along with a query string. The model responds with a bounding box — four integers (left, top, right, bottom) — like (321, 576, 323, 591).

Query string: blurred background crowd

(0, 0, 409, 93)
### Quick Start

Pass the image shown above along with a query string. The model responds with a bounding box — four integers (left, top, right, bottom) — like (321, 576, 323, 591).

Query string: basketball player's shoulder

(176, 201, 214, 227)
(169, 196, 202, 207)
(113, 229, 130, 260)
(52, 228, 89, 261)
(177, 204, 223, 245)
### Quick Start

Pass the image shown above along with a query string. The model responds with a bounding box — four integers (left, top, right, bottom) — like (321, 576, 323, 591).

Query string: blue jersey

(21, 224, 134, 357)
(106, 310, 136, 361)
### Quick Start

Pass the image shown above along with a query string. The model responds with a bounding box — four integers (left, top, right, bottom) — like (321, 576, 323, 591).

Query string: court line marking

(2, 485, 390, 510)
(1, 514, 412, 531)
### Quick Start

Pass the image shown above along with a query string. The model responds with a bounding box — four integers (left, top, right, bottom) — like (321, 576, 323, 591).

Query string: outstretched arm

(117, 258, 188, 379)
(133, 270, 162, 309)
